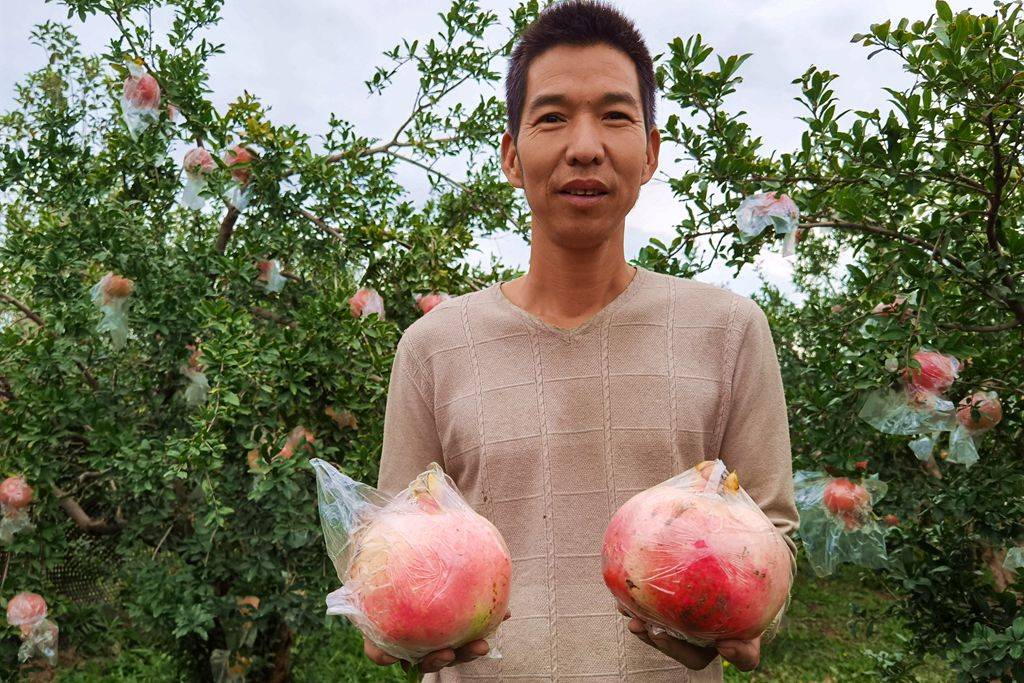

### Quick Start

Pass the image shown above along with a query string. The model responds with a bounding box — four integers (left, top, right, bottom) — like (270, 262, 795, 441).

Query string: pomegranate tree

(602, 460, 792, 645)
(311, 459, 512, 663)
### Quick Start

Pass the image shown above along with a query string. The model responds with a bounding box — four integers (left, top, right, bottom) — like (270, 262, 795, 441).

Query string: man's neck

(500, 227, 637, 329)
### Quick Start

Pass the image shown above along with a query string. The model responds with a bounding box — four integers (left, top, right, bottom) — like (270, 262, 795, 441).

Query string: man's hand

(618, 606, 761, 671)
(363, 610, 511, 674)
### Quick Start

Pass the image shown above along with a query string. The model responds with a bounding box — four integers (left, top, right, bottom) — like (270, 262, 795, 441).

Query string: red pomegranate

(901, 350, 959, 395)
(183, 147, 215, 176)
(6, 592, 47, 636)
(223, 145, 253, 184)
(823, 478, 870, 530)
(99, 273, 134, 304)
(316, 461, 512, 659)
(956, 391, 1002, 432)
(123, 72, 160, 109)
(0, 476, 33, 510)
(414, 292, 450, 315)
(602, 461, 791, 644)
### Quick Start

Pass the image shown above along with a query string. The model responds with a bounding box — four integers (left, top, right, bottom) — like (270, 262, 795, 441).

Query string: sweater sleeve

(718, 301, 800, 620)
(376, 335, 444, 497)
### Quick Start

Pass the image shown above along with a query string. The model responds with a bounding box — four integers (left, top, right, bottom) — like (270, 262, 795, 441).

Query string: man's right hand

(363, 609, 511, 674)
(618, 605, 718, 670)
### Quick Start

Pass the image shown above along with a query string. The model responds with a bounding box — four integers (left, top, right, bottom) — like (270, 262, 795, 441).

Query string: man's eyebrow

(526, 91, 639, 113)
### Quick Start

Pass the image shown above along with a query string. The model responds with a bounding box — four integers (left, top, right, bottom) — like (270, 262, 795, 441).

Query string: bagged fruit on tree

(793, 471, 889, 577)
(602, 459, 794, 647)
(349, 287, 385, 319)
(256, 259, 287, 293)
(310, 459, 512, 665)
(908, 430, 943, 461)
(222, 144, 253, 210)
(414, 292, 450, 315)
(734, 191, 799, 244)
(89, 272, 134, 350)
(6, 592, 59, 665)
(121, 61, 161, 139)
(180, 146, 216, 210)
(1004, 547, 1024, 574)
(946, 390, 1002, 468)
(179, 342, 209, 407)
(0, 475, 35, 543)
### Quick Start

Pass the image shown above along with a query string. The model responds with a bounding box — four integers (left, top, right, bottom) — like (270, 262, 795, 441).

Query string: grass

(10, 559, 951, 682)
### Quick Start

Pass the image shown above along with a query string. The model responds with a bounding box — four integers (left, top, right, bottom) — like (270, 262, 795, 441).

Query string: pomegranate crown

(694, 460, 740, 493)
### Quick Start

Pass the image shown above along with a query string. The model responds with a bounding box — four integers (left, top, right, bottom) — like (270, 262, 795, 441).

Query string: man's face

(501, 42, 660, 249)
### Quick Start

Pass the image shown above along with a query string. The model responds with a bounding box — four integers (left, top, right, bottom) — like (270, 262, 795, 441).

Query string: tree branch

(215, 206, 240, 255)
(0, 293, 45, 327)
(53, 486, 124, 535)
(250, 306, 297, 328)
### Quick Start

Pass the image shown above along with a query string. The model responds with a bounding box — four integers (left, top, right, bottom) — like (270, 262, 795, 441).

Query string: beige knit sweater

(377, 264, 799, 682)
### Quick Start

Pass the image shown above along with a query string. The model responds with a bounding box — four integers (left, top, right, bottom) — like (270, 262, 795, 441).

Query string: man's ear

(501, 131, 524, 189)
(640, 126, 661, 186)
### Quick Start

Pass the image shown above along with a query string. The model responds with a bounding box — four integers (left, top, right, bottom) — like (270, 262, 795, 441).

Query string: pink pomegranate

(956, 391, 1002, 432)
(823, 478, 870, 530)
(414, 292, 450, 315)
(901, 350, 959, 395)
(7, 592, 47, 636)
(124, 72, 160, 110)
(0, 476, 33, 510)
(183, 147, 215, 177)
(348, 287, 385, 319)
(314, 461, 511, 660)
(223, 145, 253, 184)
(602, 461, 791, 644)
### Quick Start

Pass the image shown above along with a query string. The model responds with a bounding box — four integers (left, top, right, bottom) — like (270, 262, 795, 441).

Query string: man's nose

(564, 115, 605, 165)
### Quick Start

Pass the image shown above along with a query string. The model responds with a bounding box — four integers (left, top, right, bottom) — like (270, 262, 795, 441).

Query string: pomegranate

(901, 350, 959, 395)
(349, 287, 385, 319)
(312, 460, 512, 661)
(274, 426, 315, 461)
(183, 147, 215, 177)
(854, 460, 868, 472)
(823, 478, 870, 530)
(414, 292, 450, 315)
(123, 72, 160, 109)
(956, 391, 1002, 432)
(6, 592, 47, 636)
(0, 476, 33, 510)
(602, 460, 791, 644)
(223, 145, 254, 184)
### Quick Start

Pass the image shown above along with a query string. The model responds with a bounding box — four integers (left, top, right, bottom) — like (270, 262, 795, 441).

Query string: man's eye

(608, 111, 630, 119)
(540, 114, 560, 123)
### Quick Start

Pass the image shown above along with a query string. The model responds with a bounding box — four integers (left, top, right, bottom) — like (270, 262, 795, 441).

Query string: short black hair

(505, 0, 657, 143)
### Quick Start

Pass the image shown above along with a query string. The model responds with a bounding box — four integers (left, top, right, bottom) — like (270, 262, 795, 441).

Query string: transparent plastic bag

(6, 592, 58, 665)
(222, 145, 253, 211)
(349, 287, 385, 319)
(180, 342, 209, 407)
(602, 460, 794, 647)
(256, 260, 287, 293)
(793, 471, 889, 577)
(90, 272, 134, 350)
(735, 192, 799, 244)
(858, 385, 956, 435)
(180, 147, 216, 210)
(946, 391, 1003, 468)
(1004, 547, 1024, 573)
(310, 459, 511, 665)
(121, 62, 161, 139)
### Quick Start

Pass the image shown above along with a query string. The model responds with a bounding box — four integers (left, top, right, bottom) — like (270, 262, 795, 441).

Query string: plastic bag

(180, 147, 216, 210)
(946, 390, 1003, 468)
(602, 460, 794, 647)
(180, 343, 209, 407)
(735, 192, 799, 244)
(222, 145, 253, 211)
(0, 476, 35, 543)
(90, 272, 134, 350)
(6, 592, 58, 665)
(256, 260, 287, 293)
(793, 471, 889, 577)
(349, 287, 385, 319)
(1004, 547, 1024, 573)
(310, 459, 511, 664)
(121, 62, 161, 139)
(858, 384, 956, 435)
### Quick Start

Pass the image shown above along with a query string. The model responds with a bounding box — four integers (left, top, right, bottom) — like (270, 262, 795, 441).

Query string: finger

(454, 639, 490, 662)
(419, 649, 456, 673)
(646, 632, 717, 671)
(503, 610, 511, 621)
(363, 639, 397, 666)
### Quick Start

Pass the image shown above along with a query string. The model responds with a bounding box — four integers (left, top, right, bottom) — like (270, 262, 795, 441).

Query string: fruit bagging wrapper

(222, 145, 253, 211)
(0, 476, 35, 543)
(257, 260, 287, 293)
(0, 508, 34, 544)
(1004, 547, 1024, 574)
(793, 471, 889, 577)
(946, 390, 1003, 468)
(90, 272, 134, 350)
(602, 459, 794, 648)
(6, 592, 59, 665)
(121, 62, 161, 139)
(180, 147, 215, 210)
(858, 385, 957, 436)
(734, 192, 799, 245)
(310, 459, 512, 665)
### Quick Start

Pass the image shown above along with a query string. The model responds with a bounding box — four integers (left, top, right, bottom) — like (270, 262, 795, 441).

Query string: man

(368, 1, 799, 680)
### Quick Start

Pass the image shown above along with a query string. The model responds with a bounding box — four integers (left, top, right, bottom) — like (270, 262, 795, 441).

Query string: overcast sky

(1, 1, 998, 300)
